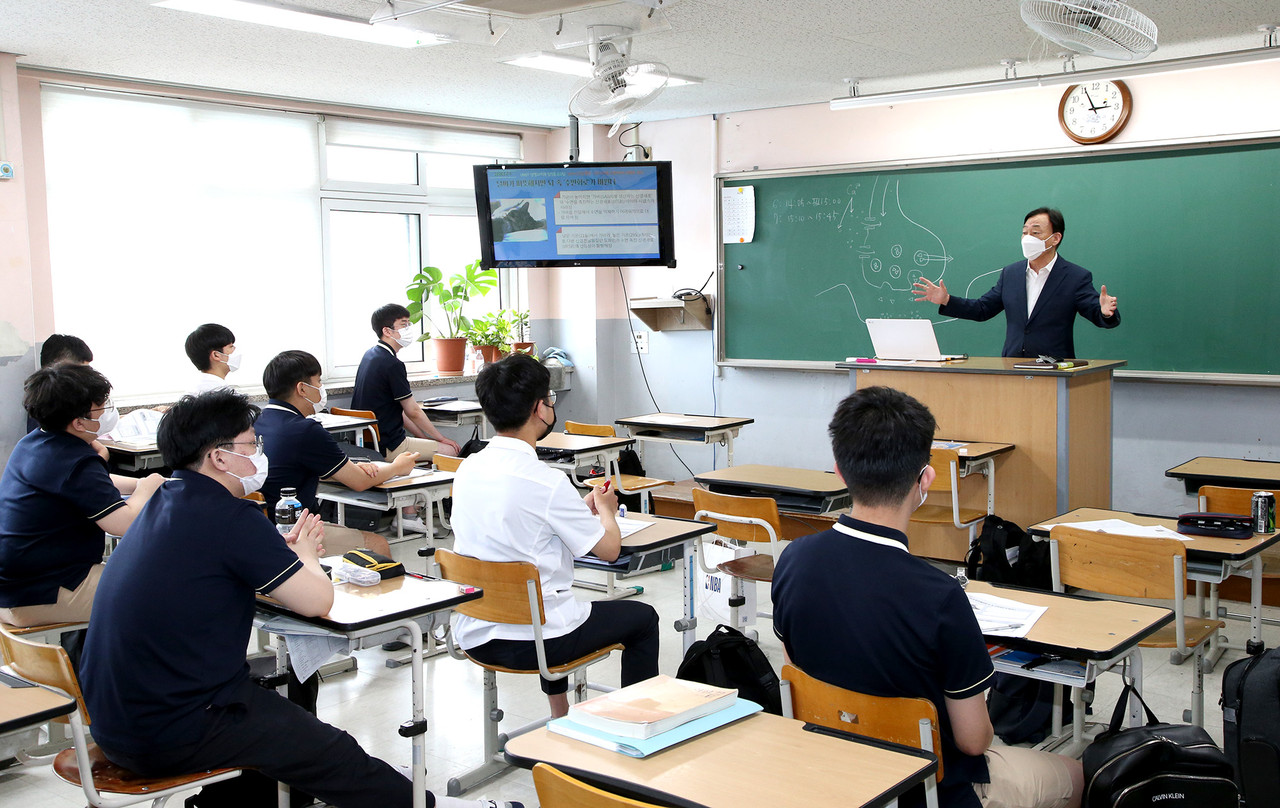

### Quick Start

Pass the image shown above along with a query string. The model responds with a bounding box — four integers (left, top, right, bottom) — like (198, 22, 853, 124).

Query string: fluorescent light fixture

(154, 0, 447, 47)
(501, 51, 700, 87)
(831, 46, 1280, 110)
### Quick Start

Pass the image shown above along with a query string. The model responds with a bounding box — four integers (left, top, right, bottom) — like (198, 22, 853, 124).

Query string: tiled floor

(3, 525, 1274, 808)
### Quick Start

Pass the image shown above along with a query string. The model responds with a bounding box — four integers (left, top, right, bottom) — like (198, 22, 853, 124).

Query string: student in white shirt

(450, 353, 659, 717)
(185, 323, 241, 395)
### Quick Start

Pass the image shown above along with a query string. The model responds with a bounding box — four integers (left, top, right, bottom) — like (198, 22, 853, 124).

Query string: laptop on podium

(865, 319, 966, 362)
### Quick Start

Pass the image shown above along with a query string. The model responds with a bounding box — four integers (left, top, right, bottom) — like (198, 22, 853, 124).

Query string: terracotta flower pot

(433, 337, 468, 376)
(512, 342, 535, 355)
(477, 345, 508, 364)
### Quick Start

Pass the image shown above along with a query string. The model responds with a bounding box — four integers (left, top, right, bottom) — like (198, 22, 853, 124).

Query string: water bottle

(275, 487, 302, 536)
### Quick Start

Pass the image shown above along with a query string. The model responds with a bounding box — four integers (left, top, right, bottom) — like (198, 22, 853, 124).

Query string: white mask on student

(302, 382, 328, 413)
(915, 465, 929, 511)
(84, 406, 120, 437)
(394, 328, 415, 348)
(1021, 234, 1050, 261)
(221, 446, 269, 496)
(221, 350, 244, 373)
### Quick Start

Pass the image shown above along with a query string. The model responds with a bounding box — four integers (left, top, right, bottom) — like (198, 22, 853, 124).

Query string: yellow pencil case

(342, 549, 405, 579)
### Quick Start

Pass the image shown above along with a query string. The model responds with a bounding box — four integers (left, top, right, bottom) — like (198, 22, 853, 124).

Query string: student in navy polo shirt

(24, 333, 109, 462)
(351, 303, 461, 461)
(0, 364, 164, 627)
(771, 387, 1083, 808)
(257, 349, 409, 556)
(80, 389, 523, 808)
(185, 322, 241, 395)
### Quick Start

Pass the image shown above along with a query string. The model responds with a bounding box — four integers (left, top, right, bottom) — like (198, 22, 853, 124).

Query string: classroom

(2, 2, 1280, 807)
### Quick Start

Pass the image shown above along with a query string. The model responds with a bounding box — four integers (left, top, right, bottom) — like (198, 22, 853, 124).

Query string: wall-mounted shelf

(628, 296, 713, 332)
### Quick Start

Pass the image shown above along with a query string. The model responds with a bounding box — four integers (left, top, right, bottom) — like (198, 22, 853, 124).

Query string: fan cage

(1020, 0, 1158, 61)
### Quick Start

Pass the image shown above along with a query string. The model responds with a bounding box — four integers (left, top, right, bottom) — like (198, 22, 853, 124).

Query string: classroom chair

(909, 447, 994, 548)
(428, 453, 464, 533)
(532, 762, 664, 808)
(330, 406, 380, 454)
(780, 663, 942, 808)
(0, 626, 243, 808)
(435, 549, 622, 797)
(1049, 525, 1224, 726)
(564, 421, 673, 511)
(692, 488, 784, 632)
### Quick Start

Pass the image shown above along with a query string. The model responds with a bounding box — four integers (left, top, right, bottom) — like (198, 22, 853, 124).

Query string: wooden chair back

(331, 406, 380, 445)
(532, 762, 661, 808)
(436, 549, 546, 626)
(433, 453, 464, 473)
(564, 421, 616, 438)
(926, 449, 960, 494)
(0, 626, 88, 726)
(692, 488, 782, 544)
(781, 664, 943, 780)
(1199, 485, 1280, 515)
(1050, 525, 1184, 599)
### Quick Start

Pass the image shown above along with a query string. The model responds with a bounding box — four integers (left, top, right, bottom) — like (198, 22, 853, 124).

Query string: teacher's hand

(912, 277, 950, 306)
(1100, 284, 1118, 317)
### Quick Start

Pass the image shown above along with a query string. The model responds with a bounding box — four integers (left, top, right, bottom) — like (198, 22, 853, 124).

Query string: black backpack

(1222, 647, 1280, 806)
(964, 514, 1051, 590)
(675, 624, 782, 715)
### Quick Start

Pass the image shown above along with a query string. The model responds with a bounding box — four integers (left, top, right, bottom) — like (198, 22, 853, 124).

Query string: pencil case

(1176, 512, 1253, 539)
(342, 549, 405, 579)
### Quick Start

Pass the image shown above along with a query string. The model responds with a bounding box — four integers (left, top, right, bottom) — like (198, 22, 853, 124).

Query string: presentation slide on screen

(487, 165, 661, 262)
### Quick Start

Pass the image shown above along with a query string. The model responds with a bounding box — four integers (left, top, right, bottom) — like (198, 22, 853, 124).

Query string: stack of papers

(968, 591, 1047, 638)
(549, 697, 762, 758)
(568, 675, 737, 739)
(1040, 519, 1188, 541)
(385, 468, 434, 483)
(616, 516, 653, 539)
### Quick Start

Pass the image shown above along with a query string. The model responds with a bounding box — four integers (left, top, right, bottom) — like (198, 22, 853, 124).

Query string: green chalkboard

(721, 142, 1280, 375)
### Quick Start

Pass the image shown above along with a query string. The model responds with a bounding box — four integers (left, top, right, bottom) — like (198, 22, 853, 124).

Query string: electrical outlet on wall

(631, 330, 649, 354)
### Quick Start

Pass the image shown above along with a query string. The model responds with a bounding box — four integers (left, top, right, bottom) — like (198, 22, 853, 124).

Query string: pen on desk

(983, 623, 1024, 632)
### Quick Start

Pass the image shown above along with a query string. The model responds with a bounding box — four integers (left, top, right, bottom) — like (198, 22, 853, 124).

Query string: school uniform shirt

(80, 470, 303, 757)
(350, 341, 412, 453)
(772, 515, 995, 808)
(449, 436, 605, 649)
(256, 400, 350, 519)
(187, 372, 232, 396)
(0, 429, 126, 608)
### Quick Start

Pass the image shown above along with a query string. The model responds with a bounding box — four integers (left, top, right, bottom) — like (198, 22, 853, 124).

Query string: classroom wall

(542, 57, 1280, 516)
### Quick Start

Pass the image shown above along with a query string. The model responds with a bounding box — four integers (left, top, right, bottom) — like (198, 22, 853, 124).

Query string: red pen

(600, 479, 612, 495)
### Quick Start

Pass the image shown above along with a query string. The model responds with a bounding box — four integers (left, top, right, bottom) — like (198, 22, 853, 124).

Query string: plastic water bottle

(275, 487, 302, 536)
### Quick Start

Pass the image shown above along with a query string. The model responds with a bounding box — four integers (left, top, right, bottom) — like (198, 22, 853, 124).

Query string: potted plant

(405, 259, 497, 375)
(511, 310, 535, 355)
(461, 311, 516, 365)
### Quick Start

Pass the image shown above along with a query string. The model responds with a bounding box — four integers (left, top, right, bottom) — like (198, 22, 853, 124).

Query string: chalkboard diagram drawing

(818, 176, 951, 321)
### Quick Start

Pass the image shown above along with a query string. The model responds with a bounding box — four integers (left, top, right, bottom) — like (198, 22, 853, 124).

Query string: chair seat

(585, 475, 674, 493)
(717, 554, 774, 583)
(465, 643, 624, 677)
(910, 504, 986, 527)
(1139, 618, 1225, 650)
(54, 743, 240, 795)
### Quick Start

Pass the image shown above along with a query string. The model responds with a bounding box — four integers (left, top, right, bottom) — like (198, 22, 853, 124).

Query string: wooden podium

(840, 358, 1125, 561)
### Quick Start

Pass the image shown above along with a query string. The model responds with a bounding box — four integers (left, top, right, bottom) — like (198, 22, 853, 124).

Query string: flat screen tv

(474, 161, 676, 269)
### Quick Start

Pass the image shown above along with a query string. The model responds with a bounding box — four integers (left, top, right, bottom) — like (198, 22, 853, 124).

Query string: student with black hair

(0, 364, 164, 627)
(450, 352, 660, 718)
(257, 350, 409, 556)
(185, 322, 241, 394)
(27, 333, 109, 462)
(80, 389, 521, 808)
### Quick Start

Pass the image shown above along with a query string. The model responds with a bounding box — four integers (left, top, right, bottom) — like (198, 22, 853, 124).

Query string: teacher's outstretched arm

(1100, 284, 1118, 318)
(912, 277, 950, 306)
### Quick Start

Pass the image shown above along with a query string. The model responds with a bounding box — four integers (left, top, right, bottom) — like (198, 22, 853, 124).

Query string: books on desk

(549, 694, 762, 758)
(568, 675, 736, 739)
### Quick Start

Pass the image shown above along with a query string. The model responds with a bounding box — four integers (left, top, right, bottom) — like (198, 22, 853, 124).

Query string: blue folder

(545, 697, 763, 758)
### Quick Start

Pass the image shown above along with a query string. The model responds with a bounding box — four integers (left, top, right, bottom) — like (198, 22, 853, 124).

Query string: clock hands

(1082, 87, 1100, 112)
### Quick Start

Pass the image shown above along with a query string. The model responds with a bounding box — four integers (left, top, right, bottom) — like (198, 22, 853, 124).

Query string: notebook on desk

(865, 319, 965, 362)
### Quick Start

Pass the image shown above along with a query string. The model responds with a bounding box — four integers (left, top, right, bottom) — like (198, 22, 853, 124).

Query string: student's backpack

(987, 673, 1069, 745)
(964, 514, 1051, 590)
(675, 624, 782, 715)
(1083, 683, 1237, 808)
(1222, 647, 1280, 806)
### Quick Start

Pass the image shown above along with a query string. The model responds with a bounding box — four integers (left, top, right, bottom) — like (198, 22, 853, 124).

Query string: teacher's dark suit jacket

(938, 257, 1120, 359)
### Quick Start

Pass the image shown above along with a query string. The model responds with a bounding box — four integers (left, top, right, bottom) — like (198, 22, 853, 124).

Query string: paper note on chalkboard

(721, 186, 755, 243)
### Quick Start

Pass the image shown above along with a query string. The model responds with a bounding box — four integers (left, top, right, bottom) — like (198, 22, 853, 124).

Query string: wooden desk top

(100, 437, 159, 455)
(694, 464, 846, 497)
(969, 581, 1173, 662)
(1030, 507, 1280, 562)
(839, 357, 1126, 377)
(421, 399, 483, 414)
(375, 469, 456, 491)
(935, 439, 1015, 462)
(312, 412, 377, 430)
(651, 479, 847, 541)
(539, 432, 635, 453)
(504, 712, 935, 808)
(619, 514, 715, 552)
(0, 675, 76, 733)
(615, 413, 755, 432)
(257, 574, 480, 634)
(1166, 456, 1280, 486)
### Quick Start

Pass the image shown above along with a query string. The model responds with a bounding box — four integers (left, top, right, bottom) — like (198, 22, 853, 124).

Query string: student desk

(970, 581, 1173, 752)
(1165, 456, 1280, 496)
(537, 432, 636, 487)
(572, 514, 716, 653)
(614, 413, 754, 467)
(651, 479, 848, 541)
(316, 469, 456, 546)
(1029, 507, 1280, 663)
(0, 671, 76, 735)
(255, 574, 480, 808)
(840, 357, 1125, 561)
(505, 711, 937, 808)
(693, 464, 850, 514)
(421, 399, 488, 438)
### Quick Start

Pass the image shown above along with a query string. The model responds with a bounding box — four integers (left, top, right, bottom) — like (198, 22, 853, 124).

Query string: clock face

(1059, 79, 1132, 145)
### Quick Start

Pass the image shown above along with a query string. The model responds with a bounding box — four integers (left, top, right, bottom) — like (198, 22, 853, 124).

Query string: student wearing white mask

(0, 364, 164, 626)
(256, 350, 405, 555)
(184, 322, 242, 395)
(912, 207, 1120, 359)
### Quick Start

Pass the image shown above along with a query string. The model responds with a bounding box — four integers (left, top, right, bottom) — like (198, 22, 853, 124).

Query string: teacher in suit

(912, 207, 1119, 358)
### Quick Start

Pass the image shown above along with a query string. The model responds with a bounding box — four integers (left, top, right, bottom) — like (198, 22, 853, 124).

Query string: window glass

(325, 145, 418, 185)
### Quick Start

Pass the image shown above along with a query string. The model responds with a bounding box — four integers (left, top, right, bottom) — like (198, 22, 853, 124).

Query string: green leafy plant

(512, 310, 532, 342)
(460, 310, 517, 348)
(405, 259, 498, 340)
